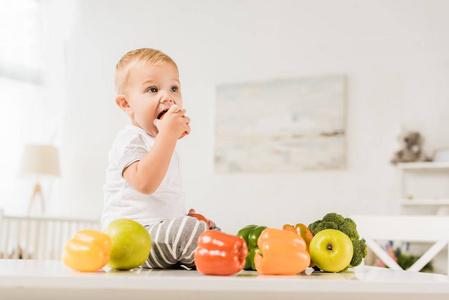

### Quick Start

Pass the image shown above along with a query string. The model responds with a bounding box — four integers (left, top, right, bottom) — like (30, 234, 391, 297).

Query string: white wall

(37, 0, 449, 234)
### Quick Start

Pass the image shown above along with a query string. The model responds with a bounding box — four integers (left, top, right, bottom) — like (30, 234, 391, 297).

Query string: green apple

(309, 229, 353, 272)
(105, 219, 152, 270)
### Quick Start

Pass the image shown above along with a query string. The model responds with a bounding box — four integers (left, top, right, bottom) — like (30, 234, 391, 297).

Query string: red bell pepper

(159, 111, 186, 139)
(190, 213, 208, 223)
(255, 228, 310, 275)
(194, 231, 248, 276)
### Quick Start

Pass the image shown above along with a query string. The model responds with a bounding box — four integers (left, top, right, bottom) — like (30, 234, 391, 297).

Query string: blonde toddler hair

(114, 48, 177, 94)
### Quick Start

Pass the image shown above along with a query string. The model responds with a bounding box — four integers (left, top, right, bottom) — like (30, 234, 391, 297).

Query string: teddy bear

(391, 131, 431, 165)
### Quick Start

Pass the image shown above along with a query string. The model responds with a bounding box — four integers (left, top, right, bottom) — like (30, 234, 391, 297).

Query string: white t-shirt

(102, 124, 186, 230)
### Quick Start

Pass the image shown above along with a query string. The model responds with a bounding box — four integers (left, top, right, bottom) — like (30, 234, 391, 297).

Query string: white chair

(350, 215, 449, 273)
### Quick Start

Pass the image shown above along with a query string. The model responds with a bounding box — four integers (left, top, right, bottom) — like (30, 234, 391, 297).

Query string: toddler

(102, 48, 217, 269)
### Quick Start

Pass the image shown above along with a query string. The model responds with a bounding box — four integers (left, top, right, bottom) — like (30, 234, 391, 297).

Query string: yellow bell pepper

(255, 228, 310, 275)
(63, 230, 111, 272)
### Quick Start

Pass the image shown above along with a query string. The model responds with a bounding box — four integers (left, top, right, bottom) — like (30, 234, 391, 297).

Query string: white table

(1, 260, 448, 300)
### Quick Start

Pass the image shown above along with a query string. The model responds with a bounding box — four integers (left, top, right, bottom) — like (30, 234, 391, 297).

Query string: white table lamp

(18, 144, 60, 216)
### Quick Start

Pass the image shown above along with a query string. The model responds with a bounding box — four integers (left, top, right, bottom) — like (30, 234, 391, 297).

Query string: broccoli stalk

(308, 213, 367, 269)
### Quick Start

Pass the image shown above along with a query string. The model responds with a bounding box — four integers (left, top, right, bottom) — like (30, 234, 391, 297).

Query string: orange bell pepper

(283, 223, 315, 267)
(194, 230, 248, 276)
(282, 223, 313, 251)
(63, 230, 111, 272)
(255, 228, 310, 275)
(282, 224, 298, 234)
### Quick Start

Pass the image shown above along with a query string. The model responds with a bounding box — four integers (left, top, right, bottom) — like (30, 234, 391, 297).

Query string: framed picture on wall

(215, 74, 346, 173)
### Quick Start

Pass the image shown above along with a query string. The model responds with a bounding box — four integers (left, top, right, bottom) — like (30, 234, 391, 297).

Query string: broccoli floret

(308, 213, 368, 271)
(308, 220, 320, 235)
(342, 217, 356, 228)
(322, 213, 345, 225)
(315, 221, 338, 234)
(338, 218, 359, 241)
(349, 238, 367, 267)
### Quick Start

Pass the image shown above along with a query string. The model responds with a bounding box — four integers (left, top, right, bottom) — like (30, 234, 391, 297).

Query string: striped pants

(142, 215, 209, 269)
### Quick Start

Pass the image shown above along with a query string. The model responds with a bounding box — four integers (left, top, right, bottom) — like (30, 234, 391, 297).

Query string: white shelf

(400, 199, 449, 206)
(398, 162, 449, 170)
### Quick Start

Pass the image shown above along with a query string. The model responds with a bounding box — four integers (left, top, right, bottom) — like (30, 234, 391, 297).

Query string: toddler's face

(125, 62, 182, 137)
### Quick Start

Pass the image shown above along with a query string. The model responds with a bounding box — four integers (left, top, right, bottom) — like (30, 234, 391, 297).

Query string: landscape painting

(215, 75, 346, 173)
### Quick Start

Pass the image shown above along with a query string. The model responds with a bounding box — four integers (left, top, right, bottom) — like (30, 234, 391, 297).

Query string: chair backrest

(0, 209, 100, 260)
(350, 214, 449, 273)
(350, 215, 449, 242)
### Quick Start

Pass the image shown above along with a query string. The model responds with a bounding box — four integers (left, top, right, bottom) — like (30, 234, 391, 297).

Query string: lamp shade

(18, 144, 61, 178)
